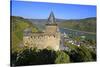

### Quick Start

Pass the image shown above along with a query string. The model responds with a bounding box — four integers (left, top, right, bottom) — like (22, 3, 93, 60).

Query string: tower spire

(47, 11, 56, 24)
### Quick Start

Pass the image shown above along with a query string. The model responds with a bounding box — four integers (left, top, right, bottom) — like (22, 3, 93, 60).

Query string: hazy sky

(11, 1, 96, 19)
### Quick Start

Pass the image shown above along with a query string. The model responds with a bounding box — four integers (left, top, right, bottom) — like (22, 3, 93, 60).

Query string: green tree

(55, 51, 70, 63)
(64, 42, 96, 62)
(68, 45, 94, 62)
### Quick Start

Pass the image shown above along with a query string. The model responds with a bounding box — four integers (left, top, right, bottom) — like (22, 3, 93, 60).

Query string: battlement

(45, 24, 57, 26)
(24, 32, 60, 39)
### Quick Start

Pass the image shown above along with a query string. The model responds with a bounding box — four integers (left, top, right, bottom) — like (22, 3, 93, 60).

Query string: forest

(11, 44, 96, 66)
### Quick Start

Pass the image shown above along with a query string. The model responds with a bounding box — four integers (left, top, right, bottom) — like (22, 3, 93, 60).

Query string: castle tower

(44, 12, 60, 51)
(45, 12, 58, 33)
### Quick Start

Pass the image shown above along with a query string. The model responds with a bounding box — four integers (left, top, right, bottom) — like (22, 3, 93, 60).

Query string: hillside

(28, 18, 66, 31)
(11, 16, 38, 52)
(28, 17, 96, 33)
(59, 17, 96, 33)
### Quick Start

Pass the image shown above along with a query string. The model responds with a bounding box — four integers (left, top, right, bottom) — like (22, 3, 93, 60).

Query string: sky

(11, 1, 96, 19)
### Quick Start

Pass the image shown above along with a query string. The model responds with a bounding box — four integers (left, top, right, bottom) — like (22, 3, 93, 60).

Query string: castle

(23, 12, 61, 51)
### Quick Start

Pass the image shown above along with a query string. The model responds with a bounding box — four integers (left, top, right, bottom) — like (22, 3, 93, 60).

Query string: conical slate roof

(47, 11, 56, 24)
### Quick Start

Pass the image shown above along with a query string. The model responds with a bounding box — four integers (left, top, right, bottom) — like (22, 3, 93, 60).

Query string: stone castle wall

(23, 32, 60, 51)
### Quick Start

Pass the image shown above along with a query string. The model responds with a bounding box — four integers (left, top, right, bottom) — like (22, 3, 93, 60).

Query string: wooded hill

(29, 17, 96, 33)
(11, 16, 38, 52)
(59, 17, 96, 33)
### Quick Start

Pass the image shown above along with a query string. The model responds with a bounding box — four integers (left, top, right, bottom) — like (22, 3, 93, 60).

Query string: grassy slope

(59, 17, 96, 33)
(11, 16, 38, 52)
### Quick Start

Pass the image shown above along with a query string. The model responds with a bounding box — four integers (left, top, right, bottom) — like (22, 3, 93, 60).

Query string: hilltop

(11, 16, 96, 52)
